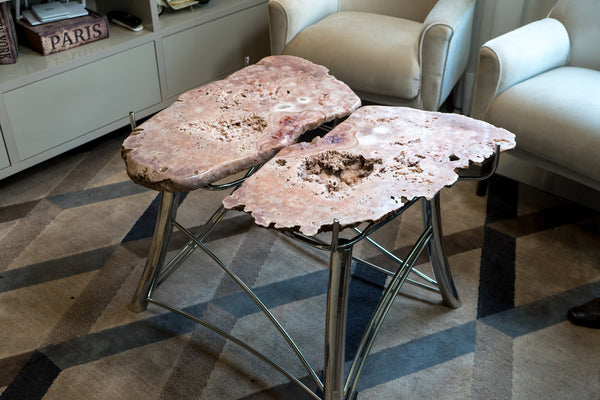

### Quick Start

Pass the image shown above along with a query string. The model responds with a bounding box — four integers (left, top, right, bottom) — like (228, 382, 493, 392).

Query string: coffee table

(123, 57, 515, 400)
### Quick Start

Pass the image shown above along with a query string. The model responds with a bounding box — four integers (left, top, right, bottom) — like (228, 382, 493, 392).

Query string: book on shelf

(0, 0, 19, 64)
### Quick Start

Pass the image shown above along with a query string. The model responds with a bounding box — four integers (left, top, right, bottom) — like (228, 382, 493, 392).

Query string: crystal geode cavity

(122, 55, 361, 192)
(223, 106, 516, 236)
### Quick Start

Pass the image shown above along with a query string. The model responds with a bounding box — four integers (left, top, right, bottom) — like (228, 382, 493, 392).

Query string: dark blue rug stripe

(121, 192, 188, 243)
(509, 202, 600, 237)
(41, 302, 207, 369)
(0, 200, 41, 223)
(47, 181, 150, 209)
(356, 321, 477, 390)
(477, 226, 516, 318)
(238, 375, 318, 400)
(40, 269, 331, 369)
(213, 259, 387, 356)
(0, 246, 116, 293)
(121, 191, 161, 243)
(483, 175, 519, 224)
(241, 322, 477, 400)
(478, 175, 519, 318)
(0, 351, 61, 400)
(36, 264, 385, 370)
(482, 280, 600, 338)
(345, 262, 387, 360)
(24, 260, 592, 391)
(214, 269, 329, 317)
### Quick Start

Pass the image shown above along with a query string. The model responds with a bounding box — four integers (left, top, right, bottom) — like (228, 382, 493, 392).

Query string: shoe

(567, 298, 600, 329)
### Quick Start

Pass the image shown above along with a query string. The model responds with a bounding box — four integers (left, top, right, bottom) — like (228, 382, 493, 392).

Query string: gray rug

(1, 127, 599, 399)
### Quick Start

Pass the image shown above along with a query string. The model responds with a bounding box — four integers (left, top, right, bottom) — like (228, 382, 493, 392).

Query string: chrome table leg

(324, 221, 353, 400)
(422, 193, 461, 309)
(129, 191, 178, 312)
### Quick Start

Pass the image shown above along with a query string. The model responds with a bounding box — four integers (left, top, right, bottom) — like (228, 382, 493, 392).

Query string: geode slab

(121, 55, 361, 192)
(223, 106, 516, 236)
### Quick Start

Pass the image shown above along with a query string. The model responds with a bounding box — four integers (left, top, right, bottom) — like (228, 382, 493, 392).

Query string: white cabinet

(0, 127, 9, 170)
(163, 3, 268, 98)
(4, 43, 161, 160)
(0, 0, 270, 178)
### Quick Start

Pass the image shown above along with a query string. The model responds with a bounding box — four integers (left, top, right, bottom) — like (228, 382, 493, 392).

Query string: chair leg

(476, 179, 490, 197)
(129, 191, 178, 312)
(422, 194, 461, 309)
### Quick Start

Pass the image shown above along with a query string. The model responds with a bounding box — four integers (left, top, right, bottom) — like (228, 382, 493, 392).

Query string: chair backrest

(339, 0, 438, 22)
(550, 0, 600, 70)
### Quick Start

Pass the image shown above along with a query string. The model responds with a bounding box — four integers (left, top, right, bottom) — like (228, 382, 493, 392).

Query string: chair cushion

(486, 66, 600, 181)
(283, 11, 423, 100)
(340, 0, 437, 22)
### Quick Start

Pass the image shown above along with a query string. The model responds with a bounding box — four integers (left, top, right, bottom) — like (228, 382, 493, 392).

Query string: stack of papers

(23, 1, 88, 26)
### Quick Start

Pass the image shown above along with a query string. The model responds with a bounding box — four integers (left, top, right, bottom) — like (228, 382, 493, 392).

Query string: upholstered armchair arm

(268, 0, 338, 55)
(471, 18, 570, 119)
(419, 0, 475, 111)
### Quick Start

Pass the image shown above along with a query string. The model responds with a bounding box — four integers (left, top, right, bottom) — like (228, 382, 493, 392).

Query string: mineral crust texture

(222, 106, 516, 236)
(121, 55, 361, 192)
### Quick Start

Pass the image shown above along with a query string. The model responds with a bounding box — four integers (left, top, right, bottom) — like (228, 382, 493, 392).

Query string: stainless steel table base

(128, 188, 460, 400)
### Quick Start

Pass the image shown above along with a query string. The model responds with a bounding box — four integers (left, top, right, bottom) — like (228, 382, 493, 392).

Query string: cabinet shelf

(158, 0, 265, 34)
(0, 0, 270, 179)
(0, 27, 155, 91)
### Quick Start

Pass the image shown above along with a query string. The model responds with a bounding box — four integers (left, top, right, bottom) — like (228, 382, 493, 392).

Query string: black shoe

(567, 298, 600, 329)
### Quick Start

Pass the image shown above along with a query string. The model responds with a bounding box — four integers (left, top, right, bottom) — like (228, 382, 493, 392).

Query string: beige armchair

(472, 0, 600, 191)
(268, 0, 476, 111)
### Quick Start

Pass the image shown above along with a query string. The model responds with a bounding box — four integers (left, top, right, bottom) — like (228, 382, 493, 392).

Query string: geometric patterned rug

(1, 126, 599, 399)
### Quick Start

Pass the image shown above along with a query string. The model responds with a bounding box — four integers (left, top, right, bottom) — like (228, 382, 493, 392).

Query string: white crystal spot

(373, 126, 389, 134)
(358, 135, 379, 146)
(275, 103, 295, 110)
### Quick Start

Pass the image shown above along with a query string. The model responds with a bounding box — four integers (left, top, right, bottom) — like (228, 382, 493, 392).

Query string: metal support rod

(324, 219, 353, 400)
(128, 191, 177, 312)
(129, 111, 137, 130)
(352, 227, 438, 285)
(146, 297, 322, 400)
(458, 143, 501, 181)
(156, 165, 258, 285)
(204, 165, 261, 191)
(422, 193, 461, 309)
(171, 219, 324, 391)
(345, 225, 433, 398)
(352, 254, 439, 292)
(156, 205, 229, 285)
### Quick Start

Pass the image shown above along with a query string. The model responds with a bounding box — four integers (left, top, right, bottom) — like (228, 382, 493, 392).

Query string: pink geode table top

(122, 56, 361, 192)
(223, 106, 516, 236)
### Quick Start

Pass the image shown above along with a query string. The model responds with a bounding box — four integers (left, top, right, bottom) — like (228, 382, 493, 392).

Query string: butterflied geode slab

(121, 55, 361, 192)
(223, 106, 516, 236)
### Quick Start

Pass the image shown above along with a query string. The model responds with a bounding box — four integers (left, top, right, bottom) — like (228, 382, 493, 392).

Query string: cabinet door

(0, 127, 9, 170)
(4, 43, 161, 161)
(162, 3, 270, 99)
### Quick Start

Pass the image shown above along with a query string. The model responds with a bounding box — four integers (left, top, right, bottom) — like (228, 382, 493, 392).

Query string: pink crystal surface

(122, 55, 361, 192)
(223, 106, 516, 236)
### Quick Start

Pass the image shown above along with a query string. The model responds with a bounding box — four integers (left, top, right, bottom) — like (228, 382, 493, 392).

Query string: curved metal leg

(129, 191, 178, 312)
(422, 194, 461, 309)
